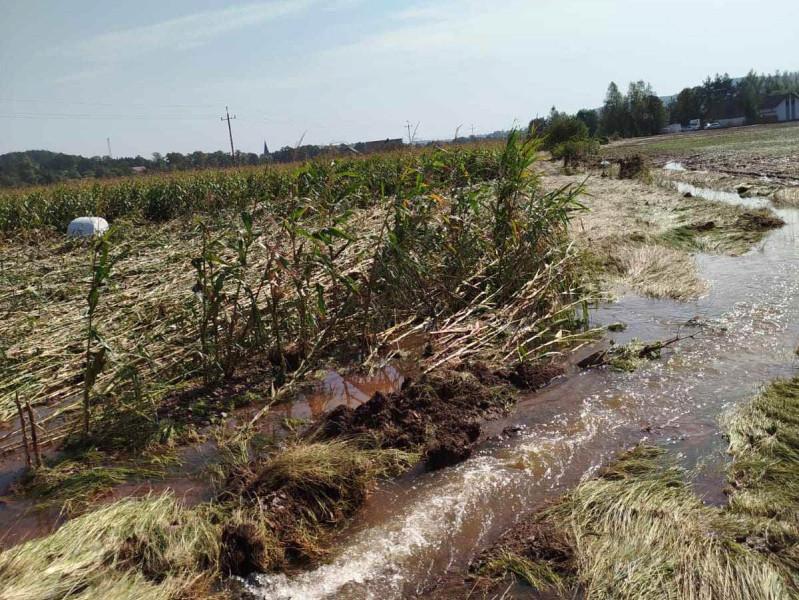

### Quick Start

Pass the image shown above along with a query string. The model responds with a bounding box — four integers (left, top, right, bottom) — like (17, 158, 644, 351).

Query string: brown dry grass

(539, 163, 781, 300)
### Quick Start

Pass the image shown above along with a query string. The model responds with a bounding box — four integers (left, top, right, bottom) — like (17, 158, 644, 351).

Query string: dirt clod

(220, 522, 269, 576)
(618, 154, 647, 179)
(735, 211, 785, 231)
(317, 370, 514, 470)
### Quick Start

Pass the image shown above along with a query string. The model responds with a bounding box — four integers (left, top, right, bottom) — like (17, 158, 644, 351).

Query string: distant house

(130, 166, 147, 174)
(759, 93, 799, 123)
(360, 138, 404, 153)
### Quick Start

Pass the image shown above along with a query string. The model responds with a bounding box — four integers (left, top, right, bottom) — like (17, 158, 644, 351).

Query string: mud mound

(220, 522, 271, 576)
(317, 370, 515, 470)
(460, 360, 564, 391)
(465, 512, 574, 597)
(735, 210, 785, 231)
(618, 154, 647, 179)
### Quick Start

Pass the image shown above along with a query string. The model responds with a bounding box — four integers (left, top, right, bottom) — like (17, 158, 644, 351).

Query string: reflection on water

(273, 366, 405, 425)
(246, 185, 799, 599)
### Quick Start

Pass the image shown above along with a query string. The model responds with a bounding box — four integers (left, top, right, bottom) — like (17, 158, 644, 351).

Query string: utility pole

(106, 137, 112, 159)
(221, 106, 236, 161)
(405, 120, 419, 145)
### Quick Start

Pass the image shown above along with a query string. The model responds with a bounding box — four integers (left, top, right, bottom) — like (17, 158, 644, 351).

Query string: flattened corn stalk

(0, 134, 591, 454)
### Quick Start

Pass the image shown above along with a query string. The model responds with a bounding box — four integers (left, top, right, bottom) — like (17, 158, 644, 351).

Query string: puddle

(0, 364, 407, 549)
(674, 182, 771, 210)
(664, 161, 686, 171)
(276, 366, 405, 424)
(244, 187, 799, 599)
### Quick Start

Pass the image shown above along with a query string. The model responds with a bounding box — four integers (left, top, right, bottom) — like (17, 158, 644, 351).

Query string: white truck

(686, 119, 702, 131)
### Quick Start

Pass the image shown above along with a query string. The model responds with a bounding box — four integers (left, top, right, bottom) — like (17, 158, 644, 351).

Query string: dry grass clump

(0, 437, 417, 596)
(483, 447, 796, 599)
(726, 378, 799, 523)
(482, 550, 567, 594)
(219, 438, 417, 572)
(773, 187, 799, 207)
(546, 447, 795, 600)
(0, 493, 220, 600)
(611, 243, 707, 300)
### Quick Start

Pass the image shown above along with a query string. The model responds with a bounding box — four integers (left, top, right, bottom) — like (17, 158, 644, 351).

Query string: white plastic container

(67, 217, 109, 237)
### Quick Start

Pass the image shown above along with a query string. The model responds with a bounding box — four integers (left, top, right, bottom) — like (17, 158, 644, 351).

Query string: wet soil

(218, 363, 566, 576)
(316, 362, 563, 471)
(0, 363, 408, 549)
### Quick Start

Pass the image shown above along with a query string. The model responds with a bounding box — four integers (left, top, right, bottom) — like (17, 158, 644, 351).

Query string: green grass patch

(14, 449, 169, 515)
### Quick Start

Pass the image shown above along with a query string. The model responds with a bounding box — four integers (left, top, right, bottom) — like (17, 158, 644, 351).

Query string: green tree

(600, 82, 626, 137)
(576, 109, 599, 136)
(543, 108, 589, 149)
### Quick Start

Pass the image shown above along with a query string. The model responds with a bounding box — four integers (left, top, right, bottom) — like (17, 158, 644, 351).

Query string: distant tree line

(669, 70, 799, 126)
(4, 70, 798, 188)
(528, 69, 799, 147)
(0, 144, 363, 188)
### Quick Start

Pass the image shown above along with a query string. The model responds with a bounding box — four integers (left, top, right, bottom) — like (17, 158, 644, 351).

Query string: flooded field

(2, 128, 798, 599)
(242, 180, 799, 599)
(0, 365, 406, 549)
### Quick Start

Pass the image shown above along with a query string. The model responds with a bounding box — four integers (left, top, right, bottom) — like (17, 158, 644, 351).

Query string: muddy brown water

(0, 366, 406, 549)
(242, 181, 799, 599)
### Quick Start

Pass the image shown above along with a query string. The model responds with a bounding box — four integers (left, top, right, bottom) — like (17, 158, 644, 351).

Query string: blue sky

(1, 0, 796, 157)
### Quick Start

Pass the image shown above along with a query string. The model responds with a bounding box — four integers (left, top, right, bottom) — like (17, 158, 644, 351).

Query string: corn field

(0, 134, 590, 452)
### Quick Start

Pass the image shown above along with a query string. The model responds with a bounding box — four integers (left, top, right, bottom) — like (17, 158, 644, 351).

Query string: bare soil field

(603, 121, 799, 181)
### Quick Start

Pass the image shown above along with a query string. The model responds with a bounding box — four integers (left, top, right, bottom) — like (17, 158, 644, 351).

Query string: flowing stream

(243, 184, 799, 599)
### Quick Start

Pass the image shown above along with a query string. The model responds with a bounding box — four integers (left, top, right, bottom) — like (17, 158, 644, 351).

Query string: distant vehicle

(687, 119, 702, 131)
(705, 122, 722, 129)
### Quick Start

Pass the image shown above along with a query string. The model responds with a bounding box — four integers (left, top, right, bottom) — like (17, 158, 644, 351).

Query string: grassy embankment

(0, 133, 596, 598)
(476, 376, 799, 599)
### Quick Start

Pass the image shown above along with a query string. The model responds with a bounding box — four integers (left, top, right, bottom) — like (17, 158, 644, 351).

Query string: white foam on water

(246, 458, 515, 599)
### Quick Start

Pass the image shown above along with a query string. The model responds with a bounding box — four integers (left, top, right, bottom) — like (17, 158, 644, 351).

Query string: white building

(759, 93, 799, 123)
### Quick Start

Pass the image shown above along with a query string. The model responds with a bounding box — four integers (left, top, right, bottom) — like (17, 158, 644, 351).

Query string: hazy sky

(1, 0, 795, 157)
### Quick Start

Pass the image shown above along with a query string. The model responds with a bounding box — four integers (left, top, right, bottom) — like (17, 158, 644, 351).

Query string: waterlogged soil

(240, 167, 799, 599)
(317, 368, 517, 471)
(0, 365, 407, 549)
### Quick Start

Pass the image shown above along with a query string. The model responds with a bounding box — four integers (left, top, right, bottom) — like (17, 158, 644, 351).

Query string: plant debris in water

(471, 376, 799, 599)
